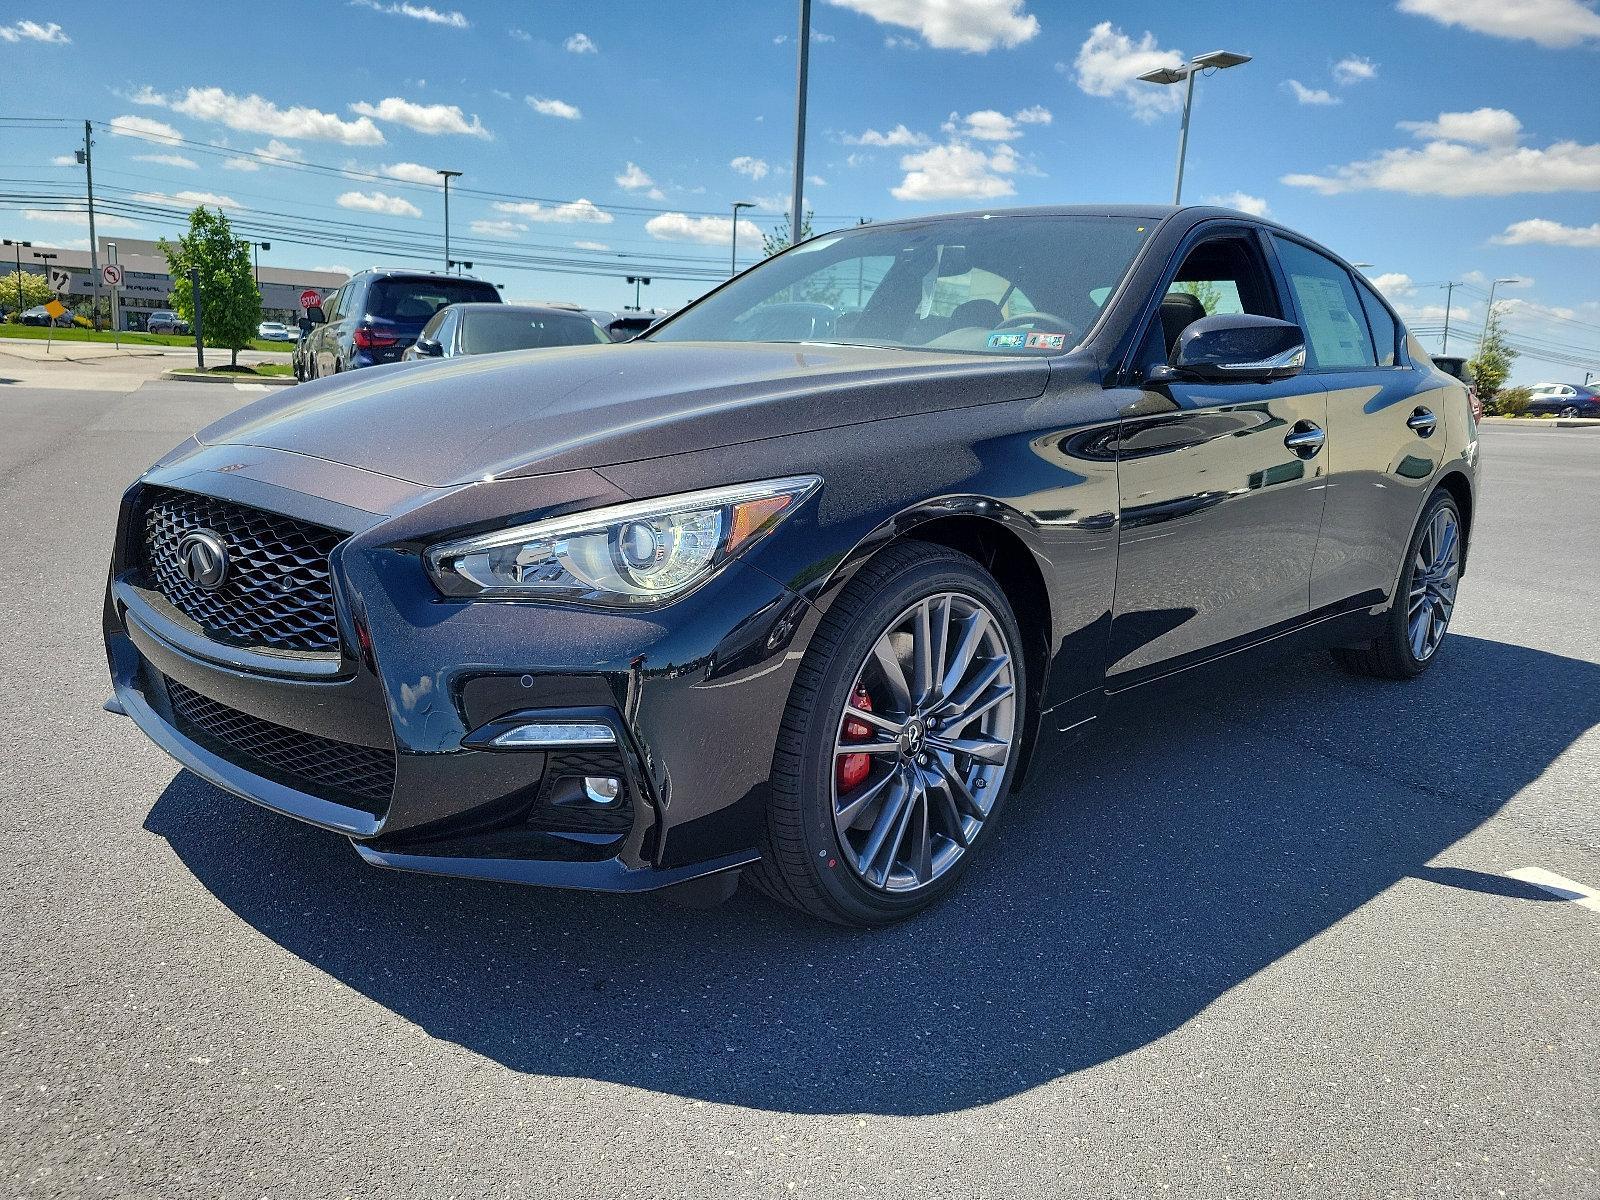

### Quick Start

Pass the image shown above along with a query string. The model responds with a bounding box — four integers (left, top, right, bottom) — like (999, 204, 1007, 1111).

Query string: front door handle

(1407, 407, 1438, 437)
(1284, 421, 1325, 458)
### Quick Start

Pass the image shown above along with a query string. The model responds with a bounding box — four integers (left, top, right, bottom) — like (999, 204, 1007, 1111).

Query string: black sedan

(103, 205, 1477, 927)
(401, 302, 610, 362)
(1524, 382, 1600, 418)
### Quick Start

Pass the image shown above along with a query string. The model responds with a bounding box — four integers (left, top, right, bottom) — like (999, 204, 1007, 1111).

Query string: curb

(1482, 416, 1600, 429)
(162, 370, 296, 387)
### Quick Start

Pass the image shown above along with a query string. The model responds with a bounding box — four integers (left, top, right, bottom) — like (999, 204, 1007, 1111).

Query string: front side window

(651, 214, 1154, 355)
(1272, 237, 1376, 369)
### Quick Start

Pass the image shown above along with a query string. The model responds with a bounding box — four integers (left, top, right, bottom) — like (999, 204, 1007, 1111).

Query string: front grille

(141, 488, 344, 656)
(165, 678, 394, 812)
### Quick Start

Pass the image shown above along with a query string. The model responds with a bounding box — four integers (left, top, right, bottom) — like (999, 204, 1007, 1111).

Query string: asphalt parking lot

(2, 361, 1596, 1199)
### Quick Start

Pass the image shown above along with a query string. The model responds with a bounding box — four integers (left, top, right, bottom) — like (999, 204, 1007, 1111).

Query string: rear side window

(462, 310, 610, 354)
(368, 277, 499, 321)
(1354, 278, 1399, 367)
(1271, 237, 1376, 369)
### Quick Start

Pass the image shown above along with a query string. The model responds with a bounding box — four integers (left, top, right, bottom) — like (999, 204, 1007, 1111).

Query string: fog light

(583, 776, 622, 806)
(490, 722, 616, 748)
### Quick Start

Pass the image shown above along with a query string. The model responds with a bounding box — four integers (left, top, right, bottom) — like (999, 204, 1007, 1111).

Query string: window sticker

(986, 331, 1027, 349)
(1024, 331, 1066, 350)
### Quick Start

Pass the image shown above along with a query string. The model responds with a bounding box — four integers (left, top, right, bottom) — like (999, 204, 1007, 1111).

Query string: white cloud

(1069, 22, 1184, 122)
(892, 140, 1019, 201)
(564, 31, 597, 53)
(1284, 110, 1600, 196)
(775, 28, 836, 44)
(260, 139, 306, 162)
(350, 96, 488, 137)
(615, 162, 653, 190)
(574, 239, 611, 251)
(645, 212, 763, 245)
(350, 0, 468, 26)
(492, 198, 613, 224)
(1397, 0, 1600, 48)
(1013, 104, 1052, 125)
(1371, 272, 1415, 297)
(337, 189, 423, 217)
(948, 110, 1020, 140)
(50, 154, 76, 166)
(822, 0, 1038, 51)
(1398, 107, 1522, 146)
(509, 28, 530, 41)
(1286, 80, 1340, 106)
(470, 218, 525, 239)
(809, 174, 828, 186)
(527, 96, 582, 120)
(844, 123, 930, 147)
(134, 153, 199, 170)
(0, 19, 69, 42)
(731, 155, 771, 180)
(132, 189, 243, 210)
(382, 161, 443, 185)
(1493, 218, 1600, 247)
(223, 157, 261, 172)
(1206, 191, 1271, 216)
(23, 208, 139, 230)
(1333, 55, 1377, 84)
(108, 114, 183, 144)
(135, 87, 384, 145)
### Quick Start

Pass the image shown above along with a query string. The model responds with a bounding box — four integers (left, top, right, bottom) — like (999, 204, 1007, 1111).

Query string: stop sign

(299, 289, 321, 309)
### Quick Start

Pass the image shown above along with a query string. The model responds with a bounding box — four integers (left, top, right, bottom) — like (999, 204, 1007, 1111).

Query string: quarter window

(1271, 237, 1376, 369)
(1354, 277, 1399, 367)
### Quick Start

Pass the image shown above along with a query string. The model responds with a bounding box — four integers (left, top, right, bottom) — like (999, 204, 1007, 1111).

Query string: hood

(194, 341, 1051, 487)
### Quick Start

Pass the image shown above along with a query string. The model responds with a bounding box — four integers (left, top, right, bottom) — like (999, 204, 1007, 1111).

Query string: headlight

(425, 475, 820, 605)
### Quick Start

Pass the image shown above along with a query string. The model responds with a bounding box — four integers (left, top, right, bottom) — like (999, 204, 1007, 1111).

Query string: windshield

(650, 214, 1154, 354)
(462, 309, 610, 354)
(369, 277, 499, 322)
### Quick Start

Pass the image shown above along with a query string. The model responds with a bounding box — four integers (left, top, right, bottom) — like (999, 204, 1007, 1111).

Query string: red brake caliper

(836, 685, 874, 793)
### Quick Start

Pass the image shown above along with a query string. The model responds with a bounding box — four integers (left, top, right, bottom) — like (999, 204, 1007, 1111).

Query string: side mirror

(1159, 313, 1306, 383)
(419, 338, 443, 357)
(305, 305, 326, 326)
(296, 316, 313, 334)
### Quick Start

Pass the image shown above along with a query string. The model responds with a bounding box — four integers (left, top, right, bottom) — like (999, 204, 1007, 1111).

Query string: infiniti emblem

(175, 529, 229, 591)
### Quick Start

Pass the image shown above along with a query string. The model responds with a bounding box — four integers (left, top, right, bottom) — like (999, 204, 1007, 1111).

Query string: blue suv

(299, 268, 500, 376)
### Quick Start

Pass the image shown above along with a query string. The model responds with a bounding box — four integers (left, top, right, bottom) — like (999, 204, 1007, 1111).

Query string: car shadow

(144, 633, 1600, 1115)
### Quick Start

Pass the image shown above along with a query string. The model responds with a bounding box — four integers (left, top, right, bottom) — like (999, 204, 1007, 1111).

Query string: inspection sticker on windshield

(1025, 331, 1066, 350)
(986, 331, 1027, 349)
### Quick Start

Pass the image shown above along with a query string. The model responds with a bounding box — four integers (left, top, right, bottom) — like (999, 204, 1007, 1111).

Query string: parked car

(104, 204, 1476, 927)
(298, 269, 501, 376)
(604, 313, 660, 341)
(1431, 355, 1482, 422)
(1524, 382, 1600, 418)
(291, 322, 314, 382)
(257, 321, 294, 342)
(19, 305, 73, 328)
(147, 311, 190, 335)
(401, 303, 610, 362)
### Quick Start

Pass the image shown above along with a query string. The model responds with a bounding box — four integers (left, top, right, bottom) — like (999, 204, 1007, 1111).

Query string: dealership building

(5, 238, 348, 331)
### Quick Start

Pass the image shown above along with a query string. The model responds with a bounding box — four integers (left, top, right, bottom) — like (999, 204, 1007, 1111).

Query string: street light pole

(730, 201, 755, 276)
(1439, 281, 1458, 353)
(3, 239, 30, 315)
(789, 0, 812, 247)
(437, 169, 462, 272)
(1138, 49, 1252, 205)
(1478, 277, 1520, 349)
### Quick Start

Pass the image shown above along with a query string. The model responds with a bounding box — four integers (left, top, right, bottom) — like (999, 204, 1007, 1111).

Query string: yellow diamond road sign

(43, 299, 67, 320)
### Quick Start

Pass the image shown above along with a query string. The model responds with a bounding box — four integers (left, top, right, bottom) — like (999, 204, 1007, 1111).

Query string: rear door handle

(1407, 407, 1437, 437)
(1284, 421, 1325, 458)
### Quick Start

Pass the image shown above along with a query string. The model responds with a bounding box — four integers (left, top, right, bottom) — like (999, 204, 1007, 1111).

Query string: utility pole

(83, 120, 101, 330)
(437, 169, 462, 272)
(789, 0, 811, 249)
(1440, 281, 1457, 353)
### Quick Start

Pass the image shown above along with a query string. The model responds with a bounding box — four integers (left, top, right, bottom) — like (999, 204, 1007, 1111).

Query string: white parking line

(1506, 867, 1600, 921)
(232, 383, 271, 392)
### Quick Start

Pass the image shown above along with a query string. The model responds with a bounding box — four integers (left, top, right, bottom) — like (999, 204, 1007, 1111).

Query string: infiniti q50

(104, 206, 1477, 927)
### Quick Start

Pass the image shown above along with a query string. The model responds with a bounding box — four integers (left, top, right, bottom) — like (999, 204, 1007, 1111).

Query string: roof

(449, 302, 603, 317)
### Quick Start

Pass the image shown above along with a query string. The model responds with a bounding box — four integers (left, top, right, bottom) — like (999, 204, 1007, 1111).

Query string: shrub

(1493, 386, 1532, 417)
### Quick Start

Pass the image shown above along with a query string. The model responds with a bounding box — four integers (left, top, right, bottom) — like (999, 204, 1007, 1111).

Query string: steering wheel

(996, 312, 1080, 344)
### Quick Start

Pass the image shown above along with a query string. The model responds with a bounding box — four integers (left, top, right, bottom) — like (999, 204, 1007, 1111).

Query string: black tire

(1333, 489, 1461, 680)
(747, 542, 1028, 927)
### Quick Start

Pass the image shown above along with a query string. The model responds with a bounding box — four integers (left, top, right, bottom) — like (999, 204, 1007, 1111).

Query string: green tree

(1, 270, 54, 317)
(1172, 279, 1224, 314)
(159, 206, 261, 367)
(1467, 307, 1516, 403)
(763, 211, 814, 257)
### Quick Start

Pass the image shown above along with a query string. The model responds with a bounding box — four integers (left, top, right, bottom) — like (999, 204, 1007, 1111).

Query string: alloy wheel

(1408, 505, 1460, 662)
(831, 592, 1018, 894)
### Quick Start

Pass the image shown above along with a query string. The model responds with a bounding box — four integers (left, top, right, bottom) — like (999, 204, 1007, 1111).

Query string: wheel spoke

(927, 595, 952, 703)
(844, 704, 904, 737)
(911, 599, 935, 705)
(938, 608, 989, 701)
(933, 752, 987, 820)
(922, 764, 973, 848)
(834, 736, 900, 757)
(942, 684, 1014, 733)
(855, 770, 910, 880)
(835, 767, 898, 831)
(937, 655, 1008, 720)
(878, 778, 921, 886)
(929, 734, 1010, 765)
(907, 787, 934, 883)
(870, 637, 913, 715)
(1410, 605, 1431, 659)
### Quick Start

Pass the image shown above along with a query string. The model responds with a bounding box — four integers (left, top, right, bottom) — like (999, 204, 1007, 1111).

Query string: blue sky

(3, 0, 1598, 382)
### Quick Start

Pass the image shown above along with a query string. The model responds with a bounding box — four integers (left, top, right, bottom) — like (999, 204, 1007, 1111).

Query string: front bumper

(105, 453, 814, 893)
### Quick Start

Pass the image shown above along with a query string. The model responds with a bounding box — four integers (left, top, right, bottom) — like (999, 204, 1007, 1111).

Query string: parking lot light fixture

(4, 239, 32, 314)
(437, 170, 463, 272)
(1479, 277, 1521, 346)
(730, 202, 755, 276)
(1138, 49, 1252, 204)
